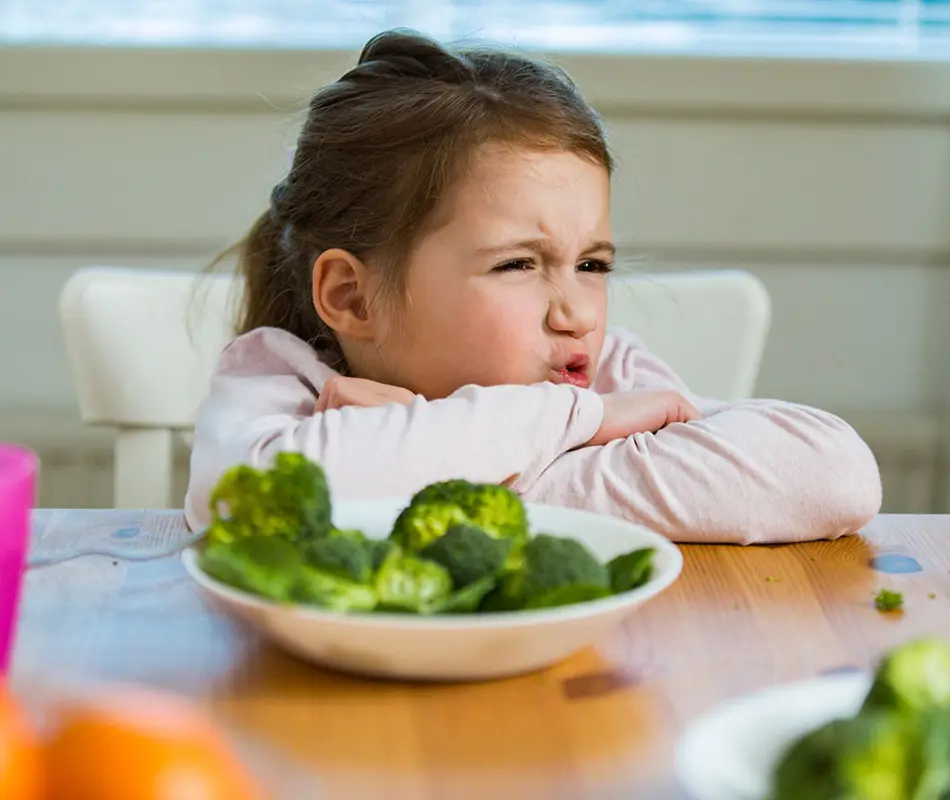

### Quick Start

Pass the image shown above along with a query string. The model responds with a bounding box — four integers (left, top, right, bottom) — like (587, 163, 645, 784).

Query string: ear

(311, 248, 377, 341)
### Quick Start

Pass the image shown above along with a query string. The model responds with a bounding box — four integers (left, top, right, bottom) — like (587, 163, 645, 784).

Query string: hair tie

(269, 180, 288, 225)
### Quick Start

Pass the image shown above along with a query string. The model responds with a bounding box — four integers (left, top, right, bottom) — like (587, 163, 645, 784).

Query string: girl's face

(369, 145, 613, 399)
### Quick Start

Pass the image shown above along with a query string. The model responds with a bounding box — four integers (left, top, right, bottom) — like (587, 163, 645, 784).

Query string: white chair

(59, 267, 770, 509)
(607, 270, 771, 401)
(59, 267, 239, 509)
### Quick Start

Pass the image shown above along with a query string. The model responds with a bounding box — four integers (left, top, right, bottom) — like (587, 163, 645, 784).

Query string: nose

(545, 285, 598, 339)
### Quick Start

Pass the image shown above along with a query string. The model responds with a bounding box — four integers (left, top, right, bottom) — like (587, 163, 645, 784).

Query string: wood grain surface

(15, 510, 950, 799)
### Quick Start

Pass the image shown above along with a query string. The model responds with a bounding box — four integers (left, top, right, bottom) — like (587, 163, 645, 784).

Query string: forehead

(438, 145, 611, 243)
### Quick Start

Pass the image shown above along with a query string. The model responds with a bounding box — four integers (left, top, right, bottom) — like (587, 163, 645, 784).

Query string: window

(2, 1, 949, 56)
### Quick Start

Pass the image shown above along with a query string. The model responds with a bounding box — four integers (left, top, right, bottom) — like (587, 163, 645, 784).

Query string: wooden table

(15, 511, 950, 799)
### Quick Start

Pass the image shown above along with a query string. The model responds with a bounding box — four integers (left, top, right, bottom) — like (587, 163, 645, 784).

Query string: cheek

(445, 287, 544, 354)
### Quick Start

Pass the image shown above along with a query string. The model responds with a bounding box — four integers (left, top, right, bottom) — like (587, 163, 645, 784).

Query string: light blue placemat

(28, 510, 202, 568)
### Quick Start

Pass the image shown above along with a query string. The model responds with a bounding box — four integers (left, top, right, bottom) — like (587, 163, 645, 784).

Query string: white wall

(2, 46, 950, 507)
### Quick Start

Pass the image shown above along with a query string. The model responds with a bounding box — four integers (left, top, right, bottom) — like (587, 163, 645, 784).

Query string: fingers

(315, 376, 416, 412)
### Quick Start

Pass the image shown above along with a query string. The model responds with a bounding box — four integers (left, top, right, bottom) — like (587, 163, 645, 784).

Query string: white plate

(182, 498, 683, 682)
(675, 671, 872, 800)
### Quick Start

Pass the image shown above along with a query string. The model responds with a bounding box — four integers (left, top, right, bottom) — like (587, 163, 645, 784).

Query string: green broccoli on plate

(770, 638, 950, 800)
(195, 458, 659, 617)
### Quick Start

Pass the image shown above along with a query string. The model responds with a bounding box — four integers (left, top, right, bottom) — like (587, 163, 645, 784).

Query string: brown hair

(229, 29, 612, 370)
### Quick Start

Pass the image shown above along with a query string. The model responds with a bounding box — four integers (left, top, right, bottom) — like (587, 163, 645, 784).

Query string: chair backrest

(59, 267, 239, 429)
(59, 267, 770, 508)
(59, 267, 240, 508)
(607, 270, 771, 400)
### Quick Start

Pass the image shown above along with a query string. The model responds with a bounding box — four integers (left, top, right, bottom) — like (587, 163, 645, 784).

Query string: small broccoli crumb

(765, 576, 783, 583)
(928, 593, 936, 600)
(874, 589, 904, 612)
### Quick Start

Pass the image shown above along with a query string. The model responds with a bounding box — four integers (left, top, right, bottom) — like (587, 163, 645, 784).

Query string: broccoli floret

(389, 479, 529, 554)
(375, 549, 452, 613)
(429, 575, 498, 614)
(419, 524, 512, 588)
(207, 452, 331, 545)
(607, 548, 655, 594)
(199, 535, 303, 601)
(293, 566, 378, 612)
(915, 710, 950, 798)
(499, 534, 609, 610)
(301, 528, 372, 583)
(862, 638, 950, 716)
(770, 711, 919, 800)
(390, 501, 470, 553)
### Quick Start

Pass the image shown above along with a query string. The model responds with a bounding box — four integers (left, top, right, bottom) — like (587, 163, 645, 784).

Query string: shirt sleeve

(520, 329, 883, 544)
(184, 329, 604, 530)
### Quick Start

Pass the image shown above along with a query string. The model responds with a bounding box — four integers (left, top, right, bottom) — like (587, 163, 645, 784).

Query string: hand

(586, 390, 702, 447)
(315, 376, 416, 413)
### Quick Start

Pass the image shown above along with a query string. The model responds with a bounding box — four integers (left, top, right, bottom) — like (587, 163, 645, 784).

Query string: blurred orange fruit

(0, 683, 41, 800)
(43, 686, 264, 800)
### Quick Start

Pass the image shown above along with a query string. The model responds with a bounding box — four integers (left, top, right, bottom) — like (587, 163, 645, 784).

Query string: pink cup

(0, 445, 36, 675)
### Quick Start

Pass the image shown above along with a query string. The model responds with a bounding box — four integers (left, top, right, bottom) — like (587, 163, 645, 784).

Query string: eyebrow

(475, 238, 616, 258)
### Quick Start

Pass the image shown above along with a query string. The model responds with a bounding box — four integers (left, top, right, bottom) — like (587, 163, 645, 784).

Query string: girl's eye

(492, 259, 534, 273)
(577, 259, 614, 274)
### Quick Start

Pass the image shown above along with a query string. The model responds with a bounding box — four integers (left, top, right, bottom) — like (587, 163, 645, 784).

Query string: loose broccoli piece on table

(770, 711, 920, 800)
(207, 452, 332, 545)
(429, 575, 498, 614)
(199, 535, 303, 601)
(607, 548, 655, 594)
(498, 534, 610, 611)
(419, 523, 512, 588)
(389, 479, 529, 554)
(301, 528, 373, 583)
(375, 549, 453, 613)
(875, 589, 904, 613)
(293, 566, 378, 612)
(862, 638, 950, 715)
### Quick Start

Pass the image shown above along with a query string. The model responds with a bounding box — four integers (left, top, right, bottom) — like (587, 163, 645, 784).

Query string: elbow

(821, 428, 883, 534)
(716, 427, 882, 547)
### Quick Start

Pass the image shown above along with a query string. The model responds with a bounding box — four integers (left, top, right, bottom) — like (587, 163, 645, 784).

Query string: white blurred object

(608, 270, 771, 400)
(675, 671, 871, 800)
(58, 267, 238, 508)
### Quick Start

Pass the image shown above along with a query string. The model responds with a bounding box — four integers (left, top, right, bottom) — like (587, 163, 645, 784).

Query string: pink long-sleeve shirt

(184, 326, 882, 544)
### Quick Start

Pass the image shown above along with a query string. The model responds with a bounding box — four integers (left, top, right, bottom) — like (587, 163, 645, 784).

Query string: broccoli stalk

(199, 535, 303, 601)
(293, 566, 378, 612)
(375, 548, 453, 613)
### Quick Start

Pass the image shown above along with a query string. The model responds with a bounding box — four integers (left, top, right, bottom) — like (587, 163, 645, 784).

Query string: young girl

(185, 29, 881, 544)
